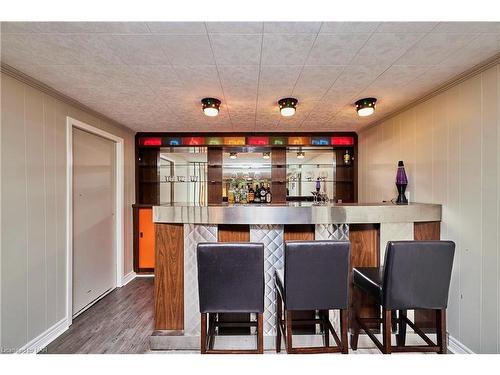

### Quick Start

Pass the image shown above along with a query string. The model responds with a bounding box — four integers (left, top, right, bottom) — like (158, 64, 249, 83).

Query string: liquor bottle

(228, 183, 235, 204)
(265, 183, 272, 203)
(240, 184, 248, 204)
(343, 149, 351, 165)
(254, 183, 261, 203)
(234, 185, 240, 204)
(259, 182, 266, 203)
(248, 184, 254, 203)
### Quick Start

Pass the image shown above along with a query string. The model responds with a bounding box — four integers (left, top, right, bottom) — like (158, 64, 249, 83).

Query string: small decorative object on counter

(396, 160, 408, 204)
(315, 178, 321, 193)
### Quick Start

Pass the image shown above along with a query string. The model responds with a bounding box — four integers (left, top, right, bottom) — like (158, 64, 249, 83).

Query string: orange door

(138, 208, 155, 269)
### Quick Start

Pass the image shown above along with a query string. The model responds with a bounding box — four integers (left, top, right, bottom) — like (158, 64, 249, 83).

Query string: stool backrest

(284, 240, 350, 310)
(382, 241, 455, 309)
(197, 242, 264, 313)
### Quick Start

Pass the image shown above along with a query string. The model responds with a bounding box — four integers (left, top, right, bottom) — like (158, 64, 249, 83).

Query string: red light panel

(247, 136, 269, 146)
(331, 136, 354, 146)
(141, 137, 162, 146)
(182, 137, 205, 146)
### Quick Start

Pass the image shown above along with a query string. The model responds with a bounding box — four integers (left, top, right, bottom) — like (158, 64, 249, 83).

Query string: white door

(72, 128, 116, 316)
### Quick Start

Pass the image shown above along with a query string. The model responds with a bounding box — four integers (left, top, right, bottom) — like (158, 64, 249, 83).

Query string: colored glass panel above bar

(270, 136, 287, 146)
(139, 137, 162, 146)
(165, 137, 182, 146)
(288, 136, 310, 145)
(331, 136, 355, 146)
(223, 137, 246, 145)
(311, 136, 330, 146)
(206, 137, 223, 145)
(247, 136, 269, 146)
(182, 136, 205, 146)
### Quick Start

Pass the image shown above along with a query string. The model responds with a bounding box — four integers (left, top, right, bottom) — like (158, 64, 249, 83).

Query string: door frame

(65, 117, 124, 325)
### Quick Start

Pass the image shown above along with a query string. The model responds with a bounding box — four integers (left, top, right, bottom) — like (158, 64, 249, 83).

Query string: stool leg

(382, 308, 392, 354)
(200, 313, 207, 354)
(436, 309, 447, 354)
(321, 310, 330, 348)
(276, 291, 282, 353)
(340, 309, 349, 354)
(285, 311, 293, 353)
(396, 310, 407, 347)
(350, 289, 360, 350)
(257, 313, 264, 354)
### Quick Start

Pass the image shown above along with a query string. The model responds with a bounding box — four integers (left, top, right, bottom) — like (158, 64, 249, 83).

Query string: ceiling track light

(355, 97, 377, 117)
(278, 97, 298, 117)
(201, 97, 221, 117)
(262, 152, 270, 159)
(229, 152, 238, 159)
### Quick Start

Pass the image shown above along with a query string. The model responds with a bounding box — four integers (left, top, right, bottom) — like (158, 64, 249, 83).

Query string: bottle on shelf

(240, 184, 248, 204)
(228, 183, 235, 204)
(247, 184, 254, 203)
(259, 182, 266, 203)
(343, 150, 351, 165)
(265, 183, 272, 203)
(254, 183, 261, 203)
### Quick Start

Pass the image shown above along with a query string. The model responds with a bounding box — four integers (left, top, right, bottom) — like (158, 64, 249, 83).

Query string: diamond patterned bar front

(250, 225, 284, 335)
(183, 224, 218, 336)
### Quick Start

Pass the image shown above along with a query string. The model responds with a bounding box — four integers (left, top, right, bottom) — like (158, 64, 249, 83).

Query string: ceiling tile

(439, 34, 500, 67)
(432, 22, 500, 33)
(158, 34, 214, 65)
(261, 33, 316, 65)
(146, 22, 207, 34)
(104, 35, 170, 65)
(172, 65, 222, 95)
(134, 65, 184, 89)
(206, 22, 263, 33)
(209, 34, 262, 65)
(396, 33, 479, 65)
(306, 33, 371, 65)
(292, 65, 345, 100)
(350, 33, 424, 67)
(263, 22, 322, 33)
(258, 65, 302, 102)
(0, 21, 150, 33)
(375, 22, 438, 33)
(320, 22, 380, 33)
(218, 65, 259, 101)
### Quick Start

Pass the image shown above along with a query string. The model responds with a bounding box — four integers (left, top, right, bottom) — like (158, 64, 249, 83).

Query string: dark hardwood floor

(44, 277, 154, 354)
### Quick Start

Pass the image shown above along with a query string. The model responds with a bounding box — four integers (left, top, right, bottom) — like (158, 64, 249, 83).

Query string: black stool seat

(275, 240, 351, 354)
(352, 267, 383, 304)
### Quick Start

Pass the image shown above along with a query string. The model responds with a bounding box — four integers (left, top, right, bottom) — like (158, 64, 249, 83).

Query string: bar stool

(197, 242, 264, 354)
(275, 240, 351, 354)
(351, 240, 455, 354)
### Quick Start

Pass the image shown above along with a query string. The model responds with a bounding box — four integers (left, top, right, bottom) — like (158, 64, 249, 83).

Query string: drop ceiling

(1, 22, 499, 133)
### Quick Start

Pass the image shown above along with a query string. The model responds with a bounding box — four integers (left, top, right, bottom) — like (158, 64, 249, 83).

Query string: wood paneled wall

(1, 72, 136, 351)
(207, 147, 223, 205)
(154, 224, 184, 330)
(358, 63, 500, 353)
(271, 147, 287, 203)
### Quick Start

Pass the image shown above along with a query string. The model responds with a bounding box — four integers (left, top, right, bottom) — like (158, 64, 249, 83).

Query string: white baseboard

(448, 334, 474, 354)
(135, 274, 154, 278)
(16, 318, 69, 354)
(121, 271, 136, 286)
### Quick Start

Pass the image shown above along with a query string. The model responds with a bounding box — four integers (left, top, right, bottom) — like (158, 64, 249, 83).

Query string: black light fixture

(278, 97, 298, 117)
(201, 97, 221, 117)
(262, 152, 270, 159)
(297, 151, 305, 159)
(355, 97, 377, 117)
(229, 152, 237, 159)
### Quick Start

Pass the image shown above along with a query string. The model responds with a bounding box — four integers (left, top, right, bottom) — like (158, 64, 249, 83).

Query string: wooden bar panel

(349, 224, 380, 330)
(283, 224, 315, 241)
(207, 147, 223, 204)
(271, 147, 287, 204)
(154, 223, 184, 330)
(414, 221, 441, 331)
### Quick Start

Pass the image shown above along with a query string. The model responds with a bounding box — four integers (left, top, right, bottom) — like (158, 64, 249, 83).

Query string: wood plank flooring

(44, 277, 154, 354)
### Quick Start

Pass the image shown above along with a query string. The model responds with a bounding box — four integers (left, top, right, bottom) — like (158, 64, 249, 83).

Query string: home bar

(4, 19, 499, 358)
(133, 133, 444, 352)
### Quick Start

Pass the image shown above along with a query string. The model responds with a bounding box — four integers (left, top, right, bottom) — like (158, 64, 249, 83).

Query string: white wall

(0, 72, 136, 352)
(358, 64, 500, 353)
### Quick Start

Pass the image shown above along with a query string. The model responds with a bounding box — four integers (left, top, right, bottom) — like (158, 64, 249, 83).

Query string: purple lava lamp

(396, 160, 408, 204)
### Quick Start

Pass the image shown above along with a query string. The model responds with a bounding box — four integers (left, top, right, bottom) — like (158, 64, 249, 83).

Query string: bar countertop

(152, 202, 441, 225)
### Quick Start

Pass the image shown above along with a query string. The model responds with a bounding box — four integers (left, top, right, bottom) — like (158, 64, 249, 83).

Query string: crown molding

(360, 52, 500, 133)
(1, 62, 134, 135)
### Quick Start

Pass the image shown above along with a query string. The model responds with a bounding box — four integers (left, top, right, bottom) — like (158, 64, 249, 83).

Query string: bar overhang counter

(150, 202, 442, 350)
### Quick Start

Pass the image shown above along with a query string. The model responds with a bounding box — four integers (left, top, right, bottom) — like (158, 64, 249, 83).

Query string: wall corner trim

(15, 318, 69, 354)
(448, 335, 475, 354)
(121, 271, 137, 286)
